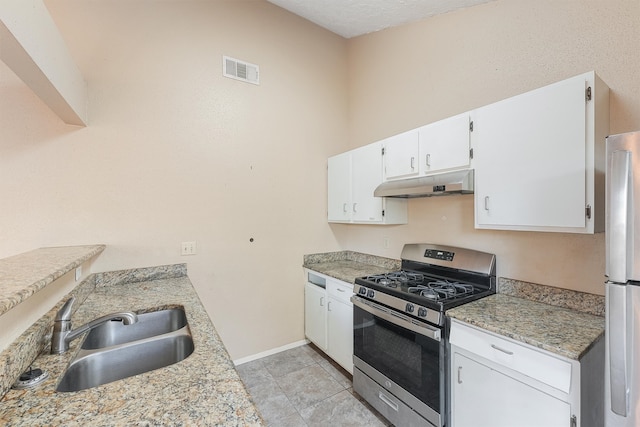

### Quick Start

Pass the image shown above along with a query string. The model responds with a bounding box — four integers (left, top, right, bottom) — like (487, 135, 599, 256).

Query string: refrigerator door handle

(608, 283, 629, 416)
(608, 149, 632, 283)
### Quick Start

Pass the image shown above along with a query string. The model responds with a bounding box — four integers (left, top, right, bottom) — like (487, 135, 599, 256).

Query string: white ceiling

(266, 0, 495, 39)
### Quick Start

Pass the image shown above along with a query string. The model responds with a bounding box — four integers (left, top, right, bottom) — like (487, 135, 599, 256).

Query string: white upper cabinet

(473, 71, 609, 233)
(327, 151, 352, 222)
(383, 113, 471, 182)
(351, 142, 385, 222)
(328, 142, 407, 224)
(382, 129, 420, 180)
(419, 112, 471, 175)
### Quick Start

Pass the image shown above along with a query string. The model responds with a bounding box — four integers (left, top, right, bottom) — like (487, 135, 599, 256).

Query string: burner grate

(408, 280, 475, 302)
(364, 271, 425, 288)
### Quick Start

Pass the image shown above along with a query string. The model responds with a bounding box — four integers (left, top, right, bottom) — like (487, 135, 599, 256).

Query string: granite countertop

(0, 274, 263, 426)
(447, 293, 605, 360)
(303, 250, 400, 284)
(0, 245, 105, 316)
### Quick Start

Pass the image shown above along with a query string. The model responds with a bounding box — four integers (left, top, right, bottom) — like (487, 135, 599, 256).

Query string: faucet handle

(55, 297, 76, 322)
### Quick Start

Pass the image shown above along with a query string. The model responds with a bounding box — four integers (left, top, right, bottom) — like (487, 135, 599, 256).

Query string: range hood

(374, 169, 474, 198)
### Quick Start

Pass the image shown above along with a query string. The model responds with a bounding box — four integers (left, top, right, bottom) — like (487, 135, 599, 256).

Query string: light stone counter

(303, 250, 400, 284)
(0, 245, 105, 316)
(447, 293, 605, 360)
(0, 267, 263, 426)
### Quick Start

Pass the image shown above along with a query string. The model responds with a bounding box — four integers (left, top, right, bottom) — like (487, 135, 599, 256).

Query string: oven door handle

(352, 295, 441, 341)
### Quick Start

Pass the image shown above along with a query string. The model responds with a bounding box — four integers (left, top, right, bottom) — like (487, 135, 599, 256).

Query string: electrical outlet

(75, 266, 82, 281)
(383, 237, 390, 249)
(181, 241, 197, 256)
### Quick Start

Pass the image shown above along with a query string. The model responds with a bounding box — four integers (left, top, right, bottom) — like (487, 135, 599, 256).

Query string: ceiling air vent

(223, 55, 259, 85)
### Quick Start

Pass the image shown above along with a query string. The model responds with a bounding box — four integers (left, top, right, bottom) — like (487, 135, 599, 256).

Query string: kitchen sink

(57, 332, 194, 392)
(81, 308, 188, 350)
(56, 307, 194, 392)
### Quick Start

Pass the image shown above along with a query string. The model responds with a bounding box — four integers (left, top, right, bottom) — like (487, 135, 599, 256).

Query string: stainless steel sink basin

(56, 307, 194, 392)
(57, 332, 193, 392)
(81, 308, 188, 350)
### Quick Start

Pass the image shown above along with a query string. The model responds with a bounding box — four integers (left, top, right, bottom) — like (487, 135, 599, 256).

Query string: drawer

(449, 319, 572, 393)
(327, 279, 353, 304)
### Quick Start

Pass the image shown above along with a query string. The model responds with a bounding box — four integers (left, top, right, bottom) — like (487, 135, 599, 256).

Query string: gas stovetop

(353, 244, 496, 326)
(359, 272, 479, 303)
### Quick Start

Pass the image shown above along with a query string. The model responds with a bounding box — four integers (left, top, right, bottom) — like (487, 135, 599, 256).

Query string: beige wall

(0, 0, 347, 360)
(341, 0, 640, 296)
(1, 0, 639, 361)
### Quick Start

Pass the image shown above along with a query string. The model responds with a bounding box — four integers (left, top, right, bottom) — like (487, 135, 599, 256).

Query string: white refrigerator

(606, 131, 640, 426)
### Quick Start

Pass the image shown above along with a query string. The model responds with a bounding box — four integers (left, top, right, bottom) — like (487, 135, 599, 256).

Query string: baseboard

(233, 339, 310, 366)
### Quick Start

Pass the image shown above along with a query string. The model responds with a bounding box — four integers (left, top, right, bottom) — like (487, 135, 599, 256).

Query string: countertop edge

(0, 245, 106, 316)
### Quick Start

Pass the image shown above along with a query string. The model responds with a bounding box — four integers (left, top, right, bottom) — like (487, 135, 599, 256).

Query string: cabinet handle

(343, 203, 347, 213)
(353, 203, 357, 213)
(320, 297, 324, 307)
(410, 156, 415, 170)
(426, 153, 431, 167)
(491, 344, 514, 355)
(327, 301, 332, 311)
(336, 288, 345, 292)
(378, 391, 399, 412)
(484, 196, 490, 211)
(457, 366, 463, 384)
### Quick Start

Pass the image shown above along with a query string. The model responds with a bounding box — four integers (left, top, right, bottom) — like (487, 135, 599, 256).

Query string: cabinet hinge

(382, 210, 385, 217)
(381, 147, 385, 156)
(586, 86, 592, 102)
(469, 121, 474, 132)
(586, 204, 592, 219)
(469, 148, 474, 159)
(570, 415, 577, 427)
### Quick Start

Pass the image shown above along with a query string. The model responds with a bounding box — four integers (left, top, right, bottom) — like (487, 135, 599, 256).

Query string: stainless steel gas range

(352, 243, 496, 427)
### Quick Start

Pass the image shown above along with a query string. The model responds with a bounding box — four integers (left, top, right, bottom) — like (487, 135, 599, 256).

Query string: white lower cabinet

(326, 282, 353, 373)
(449, 319, 604, 427)
(304, 270, 353, 373)
(453, 352, 570, 427)
(304, 281, 327, 350)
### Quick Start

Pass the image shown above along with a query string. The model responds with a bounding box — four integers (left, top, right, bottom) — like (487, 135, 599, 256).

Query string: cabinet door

(419, 112, 470, 174)
(304, 283, 327, 350)
(352, 142, 383, 222)
(474, 74, 588, 230)
(383, 129, 420, 180)
(452, 352, 570, 427)
(327, 151, 352, 222)
(327, 297, 353, 374)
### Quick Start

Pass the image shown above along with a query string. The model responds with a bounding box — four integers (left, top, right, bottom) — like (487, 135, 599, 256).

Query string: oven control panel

(424, 249, 454, 261)
(353, 284, 441, 326)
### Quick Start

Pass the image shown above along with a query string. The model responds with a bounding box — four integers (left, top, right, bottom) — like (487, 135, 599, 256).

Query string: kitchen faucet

(51, 297, 138, 354)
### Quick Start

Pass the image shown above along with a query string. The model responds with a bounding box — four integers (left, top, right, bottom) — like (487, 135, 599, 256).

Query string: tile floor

(236, 344, 391, 426)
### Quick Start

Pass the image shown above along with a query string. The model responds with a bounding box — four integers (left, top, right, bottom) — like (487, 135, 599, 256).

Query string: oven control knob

(405, 303, 414, 313)
(367, 290, 375, 298)
(359, 287, 368, 295)
(417, 307, 427, 317)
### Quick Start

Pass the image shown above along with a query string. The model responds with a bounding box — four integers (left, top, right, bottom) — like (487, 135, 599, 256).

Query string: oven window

(354, 305, 441, 412)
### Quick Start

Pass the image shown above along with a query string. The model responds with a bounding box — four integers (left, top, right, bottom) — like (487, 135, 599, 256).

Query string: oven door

(352, 295, 444, 427)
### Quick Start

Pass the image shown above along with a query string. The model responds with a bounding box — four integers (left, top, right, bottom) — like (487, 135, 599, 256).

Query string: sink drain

(12, 367, 49, 390)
